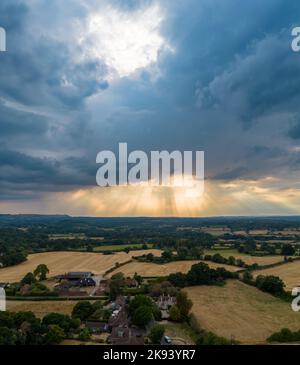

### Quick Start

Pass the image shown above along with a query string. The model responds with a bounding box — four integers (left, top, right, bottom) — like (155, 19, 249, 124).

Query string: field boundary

(6, 295, 108, 301)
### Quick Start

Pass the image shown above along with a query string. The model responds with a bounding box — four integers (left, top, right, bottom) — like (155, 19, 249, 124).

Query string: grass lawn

(204, 249, 284, 266)
(185, 280, 300, 344)
(162, 321, 196, 345)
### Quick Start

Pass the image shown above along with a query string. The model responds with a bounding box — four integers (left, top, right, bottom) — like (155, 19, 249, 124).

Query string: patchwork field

(253, 260, 300, 291)
(107, 260, 240, 278)
(0, 249, 162, 283)
(185, 280, 300, 344)
(6, 300, 81, 318)
(204, 249, 285, 266)
(93, 243, 153, 252)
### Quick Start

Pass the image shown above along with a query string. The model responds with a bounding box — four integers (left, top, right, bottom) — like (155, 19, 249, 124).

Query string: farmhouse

(85, 321, 109, 334)
(57, 272, 93, 281)
(156, 294, 176, 310)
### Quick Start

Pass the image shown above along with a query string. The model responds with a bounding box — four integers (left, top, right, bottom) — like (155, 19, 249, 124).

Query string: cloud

(1, 0, 300, 215)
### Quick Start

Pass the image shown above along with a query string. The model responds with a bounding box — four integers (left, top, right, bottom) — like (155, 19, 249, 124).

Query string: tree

(176, 291, 192, 320)
(78, 328, 91, 341)
(111, 272, 125, 281)
(72, 301, 94, 321)
(149, 324, 165, 344)
(134, 272, 143, 285)
(186, 262, 212, 285)
(255, 275, 285, 296)
(131, 305, 153, 328)
(281, 244, 295, 256)
(176, 247, 189, 260)
(14, 311, 39, 328)
(33, 264, 49, 281)
(0, 311, 14, 328)
(21, 272, 36, 285)
(162, 250, 173, 261)
(146, 253, 154, 261)
(109, 278, 123, 300)
(168, 272, 186, 288)
(0, 327, 17, 345)
(45, 324, 65, 344)
(242, 271, 253, 284)
(267, 328, 299, 343)
(169, 305, 182, 322)
(129, 294, 160, 327)
(86, 245, 93, 252)
(228, 256, 236, 266)
(42, 313, 78, 332)
(196, 331, 231, 345)
(189, 247, 203, 259)
(129, 295, 153, 315)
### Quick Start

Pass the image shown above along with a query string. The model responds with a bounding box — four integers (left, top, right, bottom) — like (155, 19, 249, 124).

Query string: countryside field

(185, 280, 300, 344)
(93, 243, 154, 252)
(107, 260, 240, 278)
(6, 300, 81, 318)
(0, 249, 162, 282)
(204, 249, 285, 266)
(253, 260, 300, 291)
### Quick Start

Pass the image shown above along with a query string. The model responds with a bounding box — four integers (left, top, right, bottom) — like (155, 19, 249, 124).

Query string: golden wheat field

(253, 260, 300, 291)
(6, 300, 81, 317)
(185, 280, 300, 344)
(0, 249, 162, 282)
(107, 260, 240, 278)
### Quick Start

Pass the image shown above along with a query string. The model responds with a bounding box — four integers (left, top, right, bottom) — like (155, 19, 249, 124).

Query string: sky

(1, 0, 300, 216)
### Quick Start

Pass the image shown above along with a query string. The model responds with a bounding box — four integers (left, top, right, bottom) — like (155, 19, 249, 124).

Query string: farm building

(57, 272, 93, 281)
(85, 321, 109, 333)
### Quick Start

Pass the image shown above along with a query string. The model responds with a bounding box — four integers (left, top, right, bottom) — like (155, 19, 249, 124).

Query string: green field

(93, 243, 154, 252)
(204, 248, 246, 257)
(204, 249, 284, 266)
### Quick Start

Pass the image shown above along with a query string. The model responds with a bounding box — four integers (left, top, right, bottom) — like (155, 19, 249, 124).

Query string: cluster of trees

(242, 271, 286, 297)
(167, 262, 238, 288)
(72, 301, 111, 322)
(281, 244, 295, 256)
(6, 265, 52, 297)
(196, 331, 233, 345)
(150, 280, 178, 298)
(267, 328, 300, 343)
(128, 295, 161, 328)
(0, 310, 79, 345)
(236, 241, 297, 258)
(204, 253, 247, 268)
(136, 246, 204, 264)
(148, 324, 165, 344)
(0, 300, 112, 345)
(169, 291, 193, 322)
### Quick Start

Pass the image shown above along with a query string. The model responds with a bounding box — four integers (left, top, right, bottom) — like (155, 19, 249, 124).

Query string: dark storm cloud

(1, 0, 300, 202)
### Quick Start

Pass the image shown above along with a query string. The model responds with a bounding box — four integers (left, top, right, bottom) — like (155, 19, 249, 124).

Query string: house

(96, 278, 110, 295)
(56, 272, 93, 283)
(108, 295, 144, 345)
(156, 294, 176, 310)
(19, 284, 31, 295)
(111, 326, 144, 345)
(85, 321, 109, 334)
